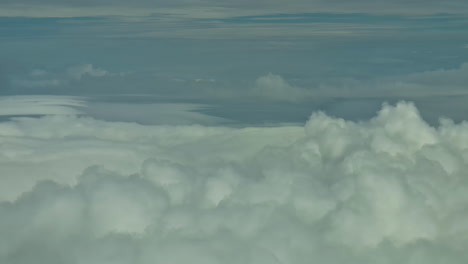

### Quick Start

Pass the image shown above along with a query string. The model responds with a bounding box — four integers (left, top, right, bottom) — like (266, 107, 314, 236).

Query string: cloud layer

(2, 0, 468, 17)
(0, 96, 85, 116)
(2, 101, 468, 263)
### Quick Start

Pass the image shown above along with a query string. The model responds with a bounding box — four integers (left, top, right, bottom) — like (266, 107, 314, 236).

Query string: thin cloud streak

(2, 0, 468, 18)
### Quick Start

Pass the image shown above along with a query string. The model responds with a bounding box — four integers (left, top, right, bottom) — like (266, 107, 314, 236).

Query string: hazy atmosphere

(1, 0, 468, 263)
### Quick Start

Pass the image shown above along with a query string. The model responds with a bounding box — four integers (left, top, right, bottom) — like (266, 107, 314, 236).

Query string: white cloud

(0, 95, 229, 125)
(252, 73, 313, 102)
(2, 101, 468, 263)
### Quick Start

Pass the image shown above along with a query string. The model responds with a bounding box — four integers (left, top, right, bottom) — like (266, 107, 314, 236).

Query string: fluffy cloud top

(252, 73, 312, 102)
(2, 101, 468, 263)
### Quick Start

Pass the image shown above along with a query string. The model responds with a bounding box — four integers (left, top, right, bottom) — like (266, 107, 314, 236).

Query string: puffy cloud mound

(2, 101, 468, 263)
(252, 73, 312, 101)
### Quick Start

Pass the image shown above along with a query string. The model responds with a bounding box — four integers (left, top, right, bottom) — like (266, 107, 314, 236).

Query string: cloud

(2, 101, 468, 263)
(83, 102, 231, 125)
(2, 13, 456, 41)
(403, 63, 468, 87)
(251, 73, 313, 102)
(194, 78, 216, 83)
(0, 95, 85, 116)
(0, 95, 230, 125)
(307, 62, 468, 99)
(10, 64, 122, 93)
(1, 0, 468, 18)
(66, 64, 110, 80)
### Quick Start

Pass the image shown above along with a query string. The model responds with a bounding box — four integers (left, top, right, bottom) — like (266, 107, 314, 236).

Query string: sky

(1, 1, 468, 263)
(1, 0, 468, 124)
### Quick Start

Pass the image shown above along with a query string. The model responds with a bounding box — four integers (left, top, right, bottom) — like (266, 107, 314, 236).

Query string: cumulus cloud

(2, 101, 468, 263)
(252, 73, 313, 102)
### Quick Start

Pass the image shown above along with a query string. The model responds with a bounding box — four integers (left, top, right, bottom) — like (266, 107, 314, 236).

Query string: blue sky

(1, 1, 468, 124)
